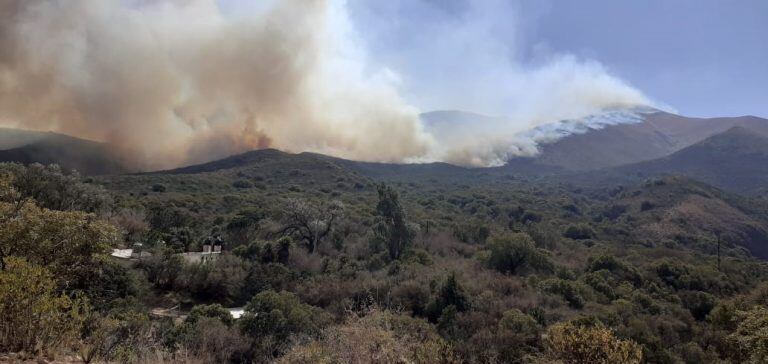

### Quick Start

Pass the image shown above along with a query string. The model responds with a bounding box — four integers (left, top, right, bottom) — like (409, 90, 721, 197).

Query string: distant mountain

(491, 111, 768, 172)
(0, 128, 129, 175)
(151, 147, 483, 185)
(421, 109, 767, 172)
(155, 148, 294, 175)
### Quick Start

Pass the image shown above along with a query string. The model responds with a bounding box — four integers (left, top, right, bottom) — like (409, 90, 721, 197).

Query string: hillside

(0, 128, 129, 175)
(0, 128, 51, 149)
(24, 139, 768, 363)
(602, 175, 768, 259)
(614, 127, 768, 194)
(510, 111, 768, 171)
(100, 146, 768, 260)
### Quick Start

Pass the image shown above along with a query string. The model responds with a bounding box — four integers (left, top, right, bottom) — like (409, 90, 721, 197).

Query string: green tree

(426, 273, 469, 322)
(373, 184, 415, 260)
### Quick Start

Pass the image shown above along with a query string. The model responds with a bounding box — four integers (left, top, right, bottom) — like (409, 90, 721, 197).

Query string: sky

(222, 0, 768, 119)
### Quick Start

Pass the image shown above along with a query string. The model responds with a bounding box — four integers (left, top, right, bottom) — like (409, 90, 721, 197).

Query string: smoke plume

(0, 0, 433, 169)
(0, 0, 656, 169)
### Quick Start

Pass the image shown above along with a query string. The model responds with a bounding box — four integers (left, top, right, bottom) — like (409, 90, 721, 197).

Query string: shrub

(180, 254, 248, 304)
(487, 232, 554, 275)
(681, 291, 717, 321)
(279, 309, 459, 364)
(729, 306, 768, 363)
(603, 204, 628, 220)
(540, 278, 586, 309)
(0, 258, 89, 354)
(0, 197, 119, 288)
(563, 224, 595, 240)
(186, 304, 234, 327)
(232, 179, 253, 189)
(545, 322, 643, 364)
(586, 254, 643, 286)
(453, 219, 490, 244)
(179, 317, 250, 363)
(239, 290, 327, 342)
(640, 201, 656, 211)
(525, 223, 561, 250)
(2, 163, 112, 213)
(391, 282, 431, 316)
(78, 306, 152, 363)
(426, 273, 469, 322)
(151, 183, 166, 192)
(499, 309, 539, 335)
(226, 208, 264, 247)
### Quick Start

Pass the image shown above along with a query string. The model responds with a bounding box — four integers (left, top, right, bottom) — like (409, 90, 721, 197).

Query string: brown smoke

(0, 0, 434, 170)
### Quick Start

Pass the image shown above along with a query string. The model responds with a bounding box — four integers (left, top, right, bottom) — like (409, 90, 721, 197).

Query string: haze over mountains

(1, 109, 766, 196)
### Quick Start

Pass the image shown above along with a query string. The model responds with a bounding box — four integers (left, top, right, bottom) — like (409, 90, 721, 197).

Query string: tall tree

(374, 185, 414, 260)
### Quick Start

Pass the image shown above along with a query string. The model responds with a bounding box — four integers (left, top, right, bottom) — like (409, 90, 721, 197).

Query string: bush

(239, 290, 327, 342)
(79, 306, 152, 363)
(539, 278, 586, 309)
(279, 309, 459, 364)
(186, 304, 234, 326)
(232, 179, 253, 189)
(425, 273, 469, 322)
(487, 232, 554, 275)
(499, 309, 539, 335)
(151, 183, 166, 192)
(681, 291, 717, 321)
(545, 322, 643, 364)
(563, 224, 595, 240)
(180, 254, 248, 304)
(586, 254, 643, 286)
(729, 306, 768, 363)
(2, 163, 112, 213)
(0, 197, 119, 289)
(640, 201, 656, 211)
(0, 258, 88, 354)
(180, 317, 250, 363)
(453, 219, 490, 244)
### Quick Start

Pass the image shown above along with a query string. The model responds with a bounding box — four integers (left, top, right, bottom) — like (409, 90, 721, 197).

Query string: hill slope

(0, 129, 129, 175)
(605, 176, 768, 259)
(508, 111, 768, 171)
(616, 126, 768, 194)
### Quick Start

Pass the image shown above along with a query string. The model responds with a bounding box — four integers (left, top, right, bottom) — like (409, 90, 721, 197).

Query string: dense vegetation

(2, 154, 768, 363)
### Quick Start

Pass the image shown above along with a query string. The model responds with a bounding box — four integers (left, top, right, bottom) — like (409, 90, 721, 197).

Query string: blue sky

(219, 0, 768, 118)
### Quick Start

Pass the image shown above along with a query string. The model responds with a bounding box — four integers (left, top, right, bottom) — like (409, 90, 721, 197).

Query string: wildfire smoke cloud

(0, 0, 433, 170)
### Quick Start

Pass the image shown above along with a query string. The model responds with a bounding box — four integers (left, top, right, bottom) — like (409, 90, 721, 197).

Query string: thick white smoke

(351, 0, 658, 166)
(0, 0, 656, 169)
(0, 0, 434, 169)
